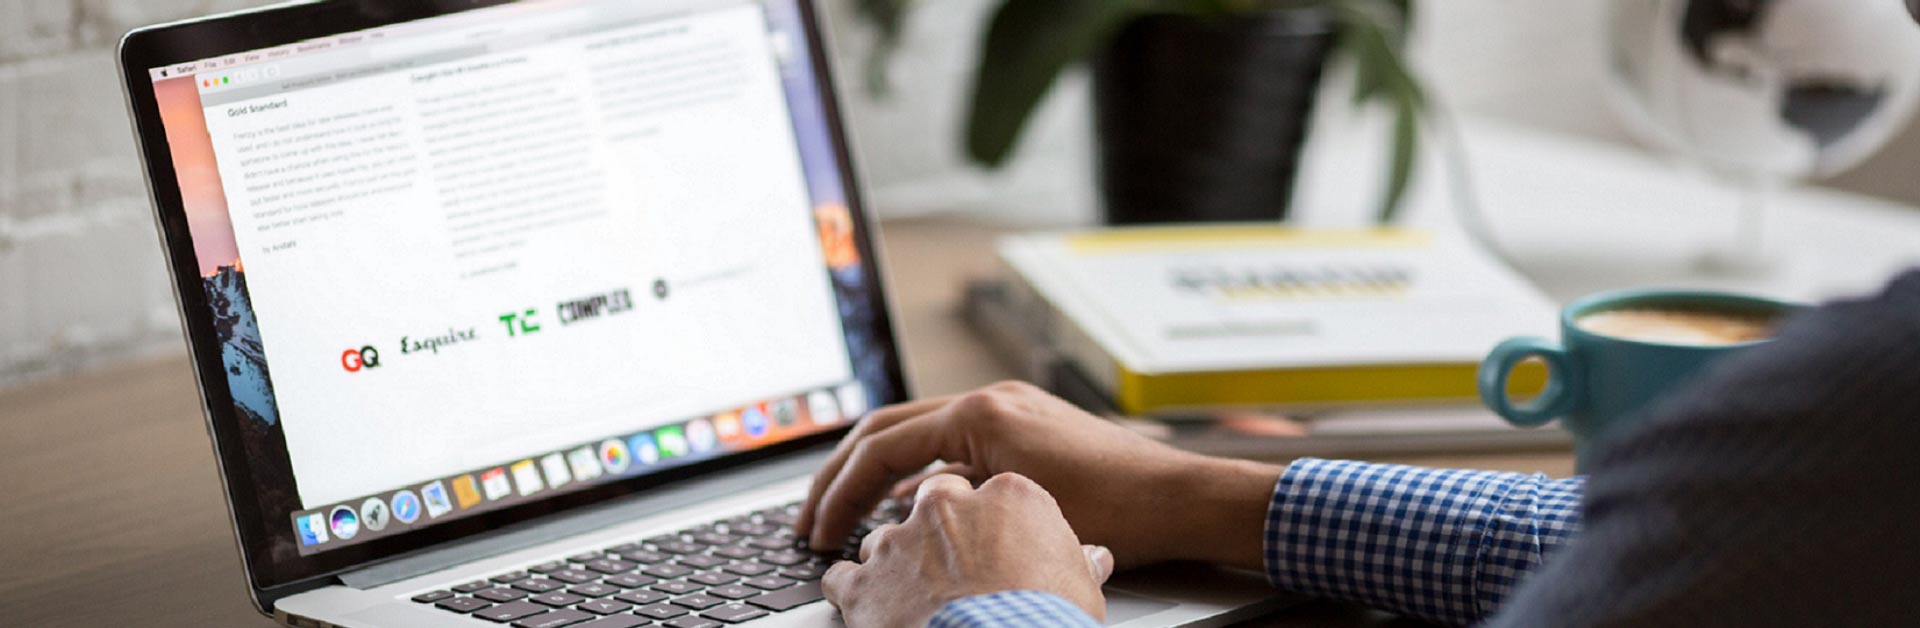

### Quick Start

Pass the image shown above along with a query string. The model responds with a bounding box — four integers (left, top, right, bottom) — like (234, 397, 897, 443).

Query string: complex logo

(557, 289, 635, 326)
(341, 346, 382, 372)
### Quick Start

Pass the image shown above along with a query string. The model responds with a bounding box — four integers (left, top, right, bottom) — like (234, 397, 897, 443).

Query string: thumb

(1081, 545, 1115, 585)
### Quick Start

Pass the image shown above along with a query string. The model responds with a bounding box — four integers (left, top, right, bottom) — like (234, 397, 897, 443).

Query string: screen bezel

(118, 0, 905, 612)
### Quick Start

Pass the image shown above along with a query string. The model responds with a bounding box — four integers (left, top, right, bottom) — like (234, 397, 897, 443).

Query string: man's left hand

(822, 472, 1114, 627)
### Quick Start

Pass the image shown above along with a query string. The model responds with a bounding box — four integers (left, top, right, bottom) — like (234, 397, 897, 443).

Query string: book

(961, 280, 1573, 459)
(995, 225, 1557, 415)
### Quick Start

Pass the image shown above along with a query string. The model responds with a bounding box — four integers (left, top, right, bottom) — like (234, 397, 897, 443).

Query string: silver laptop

(117, 1, 1292, 626)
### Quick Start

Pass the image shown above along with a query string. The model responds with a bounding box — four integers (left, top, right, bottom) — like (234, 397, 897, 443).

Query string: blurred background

(4, 0, 1920, 389)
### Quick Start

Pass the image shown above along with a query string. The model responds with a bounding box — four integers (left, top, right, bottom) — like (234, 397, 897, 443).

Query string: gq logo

(340, 346, 382, 373)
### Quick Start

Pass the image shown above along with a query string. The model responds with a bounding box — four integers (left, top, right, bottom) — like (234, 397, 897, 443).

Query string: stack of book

(964, 224, 1572, 459)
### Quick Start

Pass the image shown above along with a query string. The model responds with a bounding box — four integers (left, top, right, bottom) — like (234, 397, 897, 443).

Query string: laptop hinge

(338, 445, 832, 590)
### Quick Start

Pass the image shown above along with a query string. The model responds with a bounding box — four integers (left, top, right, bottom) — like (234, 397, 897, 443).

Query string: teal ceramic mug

(1477, 290, 1797, 469)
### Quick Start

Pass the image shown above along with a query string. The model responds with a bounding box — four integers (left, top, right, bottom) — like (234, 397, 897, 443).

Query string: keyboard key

(779, 563, 828, 580)
(676, 554, 728, 569)
(585, 559, 638, 574)
(549, 569, 600, 584)
(472, 601, 548, 622)
(569, 552, 607, 563)
(707, 585, 758, 601)
(757, 551, 806, 566)
(743, 576, 794, 591)
(700, 603, 768, 624)
(530, 561, 568, 574)
(656, 541, 706, 555)
(411, 590, 454, 603)
(747, 582, 823, 612)
(614, 590, 668, 605)
(531, 592, 587, 607)
(689, 571, 737, 587)
(729, 523, 777, 537)
(575, 616, 650, 628)
(710, 546, 760, 560)
(476, 587, 531, 603)
(721, 563, 774, 577)
(434, 596, 493, 613)
(512, 608, 594, 628)
(618, 550, 670, 564)
(567, 583, 620, 598)
(691, 532, 739, 545)
(454, 580, 492, 593)
(760, 512, 798, 527)
(671, 594, 724, 610)
(514, 579, 566, 593)
(492, 571, 532, 583)
(644, 534, 683, 546)
(635, 601, 690, 620)
(603, 573, 658, 589)
(604, 542, 643, 554)
(652, 580, 703, 595)
(576, 599, 632, 615)
(745, 537, 793, 551)
(663, 618, 722, 628)
(643, 564, 694, 579)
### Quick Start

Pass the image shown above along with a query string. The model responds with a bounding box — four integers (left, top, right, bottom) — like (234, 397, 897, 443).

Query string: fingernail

(1085, 545, 1114, 581)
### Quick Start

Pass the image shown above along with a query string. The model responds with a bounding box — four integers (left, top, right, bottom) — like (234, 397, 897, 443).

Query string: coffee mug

(1477, 289, 1797, 469)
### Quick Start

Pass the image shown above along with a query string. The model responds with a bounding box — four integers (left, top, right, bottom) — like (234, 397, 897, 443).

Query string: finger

(797, 395, 954, 538)
(857, 523, 898, 563)
(888, 463, 977, 500)
(821, 560, 860, 609)
(810, 410, 965, 550)
(1082, 545, 1115, 585)
(909, 473, 974, 515)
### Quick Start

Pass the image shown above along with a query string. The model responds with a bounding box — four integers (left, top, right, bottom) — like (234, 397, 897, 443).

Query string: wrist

(1147, 455, 1285, 569)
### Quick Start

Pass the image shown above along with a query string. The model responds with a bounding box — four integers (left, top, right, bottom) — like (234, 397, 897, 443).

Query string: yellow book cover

(997, 225, 1554, 414)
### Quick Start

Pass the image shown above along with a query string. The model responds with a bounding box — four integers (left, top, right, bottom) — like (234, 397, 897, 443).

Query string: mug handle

(1478, 337, 1580, 428)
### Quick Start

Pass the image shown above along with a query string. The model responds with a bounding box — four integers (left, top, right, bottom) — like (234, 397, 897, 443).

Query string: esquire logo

(340, 346, 381, 373)
(402, 327, 479, 356)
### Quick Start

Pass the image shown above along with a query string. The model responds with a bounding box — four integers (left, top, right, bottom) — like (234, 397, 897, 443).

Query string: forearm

(1267, 459, 1585, 626)
(1144, 455, 1286, 570)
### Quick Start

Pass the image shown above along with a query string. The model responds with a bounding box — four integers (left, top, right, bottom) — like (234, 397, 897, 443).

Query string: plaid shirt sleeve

(1268, 458, 1585, 626)
(932, 590, 1101, 628)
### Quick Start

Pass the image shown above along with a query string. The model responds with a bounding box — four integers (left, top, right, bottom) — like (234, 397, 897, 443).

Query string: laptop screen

(138, 0, 892, 562)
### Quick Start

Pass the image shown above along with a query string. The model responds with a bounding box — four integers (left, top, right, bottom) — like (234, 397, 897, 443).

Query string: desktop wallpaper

(150, 0, 894, 566)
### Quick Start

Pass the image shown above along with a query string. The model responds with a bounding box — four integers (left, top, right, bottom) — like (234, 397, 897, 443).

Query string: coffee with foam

(1576, 308, 1775, 346)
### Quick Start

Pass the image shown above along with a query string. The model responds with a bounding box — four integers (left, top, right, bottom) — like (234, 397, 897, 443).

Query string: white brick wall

(0, 0, 266, 387)
(4, 0, 1918, 390)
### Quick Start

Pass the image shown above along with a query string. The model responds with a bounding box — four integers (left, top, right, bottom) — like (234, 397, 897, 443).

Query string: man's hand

(822, 473, 1113, 626)
(797, 381, 1283, 568)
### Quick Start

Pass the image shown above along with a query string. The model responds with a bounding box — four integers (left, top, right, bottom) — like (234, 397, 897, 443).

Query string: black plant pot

(1091, 10, 1336, 225)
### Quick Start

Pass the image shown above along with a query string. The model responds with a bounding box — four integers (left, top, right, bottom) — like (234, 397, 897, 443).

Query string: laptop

(117, 1, 1294, 626)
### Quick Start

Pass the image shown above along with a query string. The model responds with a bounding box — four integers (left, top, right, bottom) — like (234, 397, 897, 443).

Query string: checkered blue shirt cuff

(932, 590, 1101, 628)
(1266, 458, 1584, 627)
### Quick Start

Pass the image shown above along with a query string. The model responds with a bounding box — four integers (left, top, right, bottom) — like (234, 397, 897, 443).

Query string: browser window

(145, 0, 882, 556)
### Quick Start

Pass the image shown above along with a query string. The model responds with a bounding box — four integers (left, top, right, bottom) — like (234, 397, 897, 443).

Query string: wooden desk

(0, 217, 1572, 627)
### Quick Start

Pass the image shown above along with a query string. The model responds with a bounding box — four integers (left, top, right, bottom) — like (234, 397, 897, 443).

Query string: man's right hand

(795, 381, 1283, 568)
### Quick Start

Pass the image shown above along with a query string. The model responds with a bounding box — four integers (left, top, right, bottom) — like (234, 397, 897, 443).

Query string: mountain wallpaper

(204, 264, 303, 563)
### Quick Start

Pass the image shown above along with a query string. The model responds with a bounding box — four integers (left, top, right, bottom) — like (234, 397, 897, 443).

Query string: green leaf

(1330, 0, 1424, 223)
(1377, 94, 1419, 223)
(854, 0, 914, 94)
(965, 0, 1137, 166)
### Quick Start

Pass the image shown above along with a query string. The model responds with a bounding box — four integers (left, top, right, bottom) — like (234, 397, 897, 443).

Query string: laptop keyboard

(412, 500, 904, 627)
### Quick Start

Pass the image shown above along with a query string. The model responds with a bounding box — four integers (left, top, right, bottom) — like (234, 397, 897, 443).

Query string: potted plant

(853, 0, 1423, 224)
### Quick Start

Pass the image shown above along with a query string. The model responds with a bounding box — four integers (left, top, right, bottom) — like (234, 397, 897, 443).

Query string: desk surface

(0, 217, 1572, 627)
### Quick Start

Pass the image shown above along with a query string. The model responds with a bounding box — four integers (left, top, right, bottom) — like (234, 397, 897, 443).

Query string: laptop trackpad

(1102, 589, 1177, 626)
